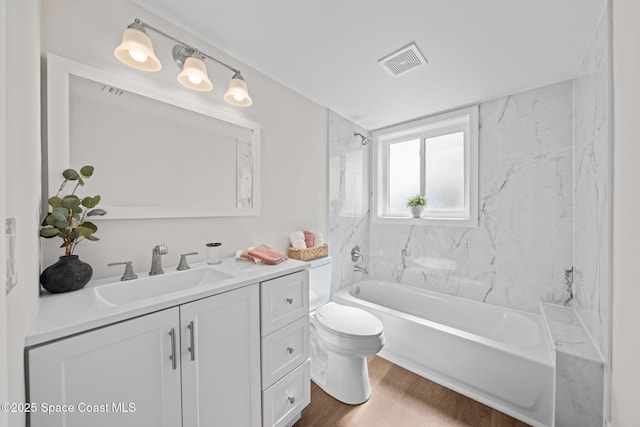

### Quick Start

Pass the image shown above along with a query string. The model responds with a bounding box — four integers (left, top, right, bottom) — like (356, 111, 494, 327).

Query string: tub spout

(353, 263, 368, 276)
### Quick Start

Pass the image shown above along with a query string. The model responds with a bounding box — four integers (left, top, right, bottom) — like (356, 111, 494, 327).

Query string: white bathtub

(332, 280, 554, 427)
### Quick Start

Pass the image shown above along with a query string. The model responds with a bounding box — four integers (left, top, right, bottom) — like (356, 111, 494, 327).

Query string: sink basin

(95, 267, 233, 305)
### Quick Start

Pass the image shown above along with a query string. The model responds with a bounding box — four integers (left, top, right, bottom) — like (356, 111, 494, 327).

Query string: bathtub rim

(333, 280, 554, 368)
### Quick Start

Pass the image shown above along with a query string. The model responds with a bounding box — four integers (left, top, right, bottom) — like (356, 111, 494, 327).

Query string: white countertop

(26, 258, 309, 347)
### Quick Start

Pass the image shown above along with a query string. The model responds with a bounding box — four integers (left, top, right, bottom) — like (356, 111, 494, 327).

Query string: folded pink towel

(243, 244, 288, 265)
(303, 231, 315, 248)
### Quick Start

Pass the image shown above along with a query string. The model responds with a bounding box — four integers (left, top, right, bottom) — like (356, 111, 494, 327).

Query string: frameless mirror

(46, 53, 260, 219)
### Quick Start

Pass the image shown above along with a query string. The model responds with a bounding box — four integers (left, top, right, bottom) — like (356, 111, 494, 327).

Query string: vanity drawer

(262, 359, 311, 427)
(261, 270, 308, 335)
(262, 315, 309, 388)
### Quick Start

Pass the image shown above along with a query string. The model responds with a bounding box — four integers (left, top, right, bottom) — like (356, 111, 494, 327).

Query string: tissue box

(287, 244, 329, 261)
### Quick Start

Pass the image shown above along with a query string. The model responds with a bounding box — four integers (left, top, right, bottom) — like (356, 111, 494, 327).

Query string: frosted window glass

(424, 132, 464, 210)
(389, 139, 420, 213)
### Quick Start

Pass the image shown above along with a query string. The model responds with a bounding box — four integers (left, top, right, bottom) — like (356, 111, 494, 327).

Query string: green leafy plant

(40, 166, 106, 256)
(406, 194, 428, 207)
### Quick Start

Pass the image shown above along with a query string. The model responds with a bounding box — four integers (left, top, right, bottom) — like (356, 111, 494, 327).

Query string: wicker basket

(288, 244, 329, 261)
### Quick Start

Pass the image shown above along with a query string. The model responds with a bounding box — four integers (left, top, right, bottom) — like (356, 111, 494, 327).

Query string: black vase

(40, 255, 93, 293)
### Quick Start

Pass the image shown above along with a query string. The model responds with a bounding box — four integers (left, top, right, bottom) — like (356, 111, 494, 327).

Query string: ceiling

(132, 0, 605, 130)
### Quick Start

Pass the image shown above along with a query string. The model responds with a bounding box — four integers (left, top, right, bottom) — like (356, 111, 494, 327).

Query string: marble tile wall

(369, 81, 574, 313)
(556, 352, 605, 427)
(573, 4, 611, 363)
(328, 110, 370, 292)
(542, 303, 605, 427)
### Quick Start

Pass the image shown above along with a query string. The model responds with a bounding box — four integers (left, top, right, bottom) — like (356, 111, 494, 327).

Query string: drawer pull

(187, 320, 196, 361)
(288, 396, 296, 405)
(169, 328, 177, 370)
(287, 346, 295, 354)
(286, 297, 294, 304)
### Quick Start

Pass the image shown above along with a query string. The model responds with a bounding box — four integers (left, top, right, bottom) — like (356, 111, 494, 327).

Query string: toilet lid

(315, 302, 383, 338)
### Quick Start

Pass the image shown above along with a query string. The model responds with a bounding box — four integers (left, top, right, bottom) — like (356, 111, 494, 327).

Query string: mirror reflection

(47, 54, 260, 219)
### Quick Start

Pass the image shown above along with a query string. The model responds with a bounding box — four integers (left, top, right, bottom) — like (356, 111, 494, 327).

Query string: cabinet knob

(288, 396, 296, 405)
(286, 297, 294, 304)
(287, 346, 295, 354)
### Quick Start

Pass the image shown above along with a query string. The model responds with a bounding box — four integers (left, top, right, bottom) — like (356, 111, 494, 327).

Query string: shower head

(354, 131, 371, 146)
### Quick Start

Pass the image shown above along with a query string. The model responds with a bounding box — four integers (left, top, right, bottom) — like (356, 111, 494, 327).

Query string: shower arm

(353, 131, 371, 146)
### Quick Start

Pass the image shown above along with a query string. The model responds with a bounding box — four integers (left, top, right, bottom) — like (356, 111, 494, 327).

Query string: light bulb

(233, 92, 244, 101)
(128, 50, 148, 63)
(188, 74, 203, 85)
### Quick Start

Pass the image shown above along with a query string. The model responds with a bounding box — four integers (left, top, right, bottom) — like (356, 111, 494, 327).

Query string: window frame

(372, 106, 479, 227)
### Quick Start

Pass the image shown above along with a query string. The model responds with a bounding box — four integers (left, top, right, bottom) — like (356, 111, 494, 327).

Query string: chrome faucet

(353, 263, 368, 275)
(107, 261, 138, 281)
(150, 244, 168, 275)
(177, 252, 199, 271)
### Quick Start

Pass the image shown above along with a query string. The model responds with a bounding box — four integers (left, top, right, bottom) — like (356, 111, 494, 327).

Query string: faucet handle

(351, 245, 363, 262)
(107, 261, 138, 281)
(177, 252, 199, 271)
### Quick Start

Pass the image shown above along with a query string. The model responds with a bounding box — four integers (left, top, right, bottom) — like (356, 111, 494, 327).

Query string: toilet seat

(314, 302, 383, 339)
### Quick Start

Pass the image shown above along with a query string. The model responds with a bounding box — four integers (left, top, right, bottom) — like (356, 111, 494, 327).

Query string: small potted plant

(406, 194, 428, 218)
(39, 166, 106, 293)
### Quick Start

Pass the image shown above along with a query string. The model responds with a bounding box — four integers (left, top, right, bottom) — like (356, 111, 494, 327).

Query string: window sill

(372, 215, 478, 228)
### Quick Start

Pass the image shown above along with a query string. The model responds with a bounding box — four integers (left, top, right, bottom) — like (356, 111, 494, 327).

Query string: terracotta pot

(40, 255, 93, 293)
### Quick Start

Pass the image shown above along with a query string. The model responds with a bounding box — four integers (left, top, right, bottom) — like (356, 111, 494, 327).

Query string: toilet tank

(308, 257, 332, 311)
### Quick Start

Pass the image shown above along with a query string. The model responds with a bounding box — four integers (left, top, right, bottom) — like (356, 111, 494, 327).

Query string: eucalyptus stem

(71, 180, 82, 195)
(41, 166, 105, 257)
(55, 178, 69, 198)
(64, 209, 74, 256)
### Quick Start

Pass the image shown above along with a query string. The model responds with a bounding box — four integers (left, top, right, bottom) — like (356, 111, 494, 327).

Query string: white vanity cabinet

(180, 283, 261, 427)
(260, 271, 311, 427)
(27, 283, 260, 427)
(28, 308, 183, 426)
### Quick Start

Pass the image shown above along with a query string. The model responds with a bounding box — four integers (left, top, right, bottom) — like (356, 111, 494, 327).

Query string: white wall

(0, 1, 327, 426)
(611, 0, 640, 424)
(40, 0, 328, 279)
(0, 0, 8, 424)
(3, 1, 42, 426)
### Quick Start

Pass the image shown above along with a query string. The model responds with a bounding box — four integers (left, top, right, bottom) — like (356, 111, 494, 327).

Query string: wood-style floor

(294, 356, 530, 427)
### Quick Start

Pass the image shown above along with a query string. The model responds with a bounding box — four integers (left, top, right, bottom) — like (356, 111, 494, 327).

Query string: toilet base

(311, 350, 372, 405)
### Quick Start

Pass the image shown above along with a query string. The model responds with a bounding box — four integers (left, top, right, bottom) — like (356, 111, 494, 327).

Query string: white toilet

(308, 257, 384, 405)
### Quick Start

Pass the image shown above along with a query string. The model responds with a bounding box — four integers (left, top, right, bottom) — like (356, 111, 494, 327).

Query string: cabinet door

(28, 308, 182, 427)
(181, 284, 261, 427)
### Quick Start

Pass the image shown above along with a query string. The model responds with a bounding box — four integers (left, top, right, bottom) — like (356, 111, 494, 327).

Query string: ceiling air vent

(102, 85, 124, 96)
(378, 42, 427, 77)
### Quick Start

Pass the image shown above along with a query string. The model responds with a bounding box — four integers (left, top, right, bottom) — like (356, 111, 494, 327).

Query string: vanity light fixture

(114, 18, 253, 106)
(173, 46, 213, 92)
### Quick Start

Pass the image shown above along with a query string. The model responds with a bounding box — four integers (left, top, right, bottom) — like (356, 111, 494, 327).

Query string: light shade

(177, 56, 213, 92)
(114, 26, 161, 72)
(224, 73, 253, 107)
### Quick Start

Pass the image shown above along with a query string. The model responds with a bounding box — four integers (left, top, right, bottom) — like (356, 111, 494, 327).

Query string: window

(373, 106, 478, 226)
